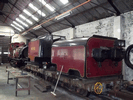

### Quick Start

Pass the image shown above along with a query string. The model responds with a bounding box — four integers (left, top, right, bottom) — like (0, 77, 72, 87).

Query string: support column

(69, 28, 75, 39)
(113, 16, 120, 39)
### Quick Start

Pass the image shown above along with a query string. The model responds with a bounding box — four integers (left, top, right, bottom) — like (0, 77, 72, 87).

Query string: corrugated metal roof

(0, 0, 132, 38)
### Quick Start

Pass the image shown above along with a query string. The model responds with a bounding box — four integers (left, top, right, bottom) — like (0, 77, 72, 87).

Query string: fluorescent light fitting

(60, 0, 69, 4)
(38, 0, 46, 5)
(45, 4, 55, 11)
(29, 3, 46, 17)
(19, 14, 33, 25)
(55, 11, 72, 20)
(13, 21, 24, 29)
(23, 9, 39, 21)
(16, 18, 29, 27)
(11, 24, 22, 31)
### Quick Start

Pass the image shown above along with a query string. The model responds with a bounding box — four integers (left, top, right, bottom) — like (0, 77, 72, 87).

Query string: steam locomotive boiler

(8, 42, 28, 67)
(51, 35, 125, 78)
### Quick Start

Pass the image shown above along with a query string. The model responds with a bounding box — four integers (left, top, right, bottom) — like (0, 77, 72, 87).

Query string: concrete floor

(0, 64, 85, 100)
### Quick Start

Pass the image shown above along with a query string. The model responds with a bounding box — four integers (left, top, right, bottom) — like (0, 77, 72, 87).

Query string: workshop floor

(0, 64, 85, 100)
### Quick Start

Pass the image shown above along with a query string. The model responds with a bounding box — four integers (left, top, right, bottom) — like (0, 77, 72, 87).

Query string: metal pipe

(21, 0, 91, 35)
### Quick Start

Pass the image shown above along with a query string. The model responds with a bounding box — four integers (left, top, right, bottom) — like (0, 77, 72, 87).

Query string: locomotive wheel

(82, 89, 89, 97)
(70, 86, 76, 92)
(125, 44, 133, 69)
(76, 88, 80, 93)
(10, 60, 17, 67)
(79, 89, 84, 95)
(69, 85, 73, 91)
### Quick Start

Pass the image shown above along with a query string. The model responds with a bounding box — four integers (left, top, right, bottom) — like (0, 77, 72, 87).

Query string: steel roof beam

(4, 0, 18, 22)
(8, 1, 52, 34)
(77, 1, 96, 22)
(52, 0, 75, 28)
(90, 1, 116, 14)
(3, 13, 37, 38)
(89, 2, 101, 19)
(44, 2, 113, 30)
(96, 0, 110, 16)
(29, 31, 38, 38)
(107, 0, 121, 16)
(8, 0, 73, 33)
(8, 0, 77, 34)
(7, 3, 17, 14)
(40, 24, 51, 34)
(77, 1, 91, 20)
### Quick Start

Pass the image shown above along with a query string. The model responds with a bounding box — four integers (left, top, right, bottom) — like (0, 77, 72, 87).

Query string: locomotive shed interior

(0, 0, 133, 100)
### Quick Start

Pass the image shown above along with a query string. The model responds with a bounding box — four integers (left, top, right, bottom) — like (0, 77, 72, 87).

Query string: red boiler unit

(51, 35, 125, 78)
(8, 42, 28, 67)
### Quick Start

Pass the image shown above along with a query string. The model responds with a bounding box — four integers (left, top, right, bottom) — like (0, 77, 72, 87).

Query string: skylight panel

(29, 3, 46, 17)
(38, 0, 46, 5)
(60, 0, 69, 4)
(23, 9, 39, 21)
(23, 9, 32, 16)
(37, 10, 46, 17)
(13, 21, 24, 29)
(16, 18, 29, 27)
(11, 24, 22, 31)
(38, 0, 55, 11)
(45, 4, 55, 11)
(19, 14, 33, 25)
(29, 3, 38, 11)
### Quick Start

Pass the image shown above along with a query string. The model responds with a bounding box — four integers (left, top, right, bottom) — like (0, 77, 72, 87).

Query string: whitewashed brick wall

(121, 11, 133, 81)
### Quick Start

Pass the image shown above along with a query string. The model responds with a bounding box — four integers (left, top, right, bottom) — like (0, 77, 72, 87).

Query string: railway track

(14, 66, 133, 100)
(22, 68, 121, 100)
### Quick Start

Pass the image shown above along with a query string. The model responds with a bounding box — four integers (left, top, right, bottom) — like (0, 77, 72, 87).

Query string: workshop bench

(6, 68, 31, 97)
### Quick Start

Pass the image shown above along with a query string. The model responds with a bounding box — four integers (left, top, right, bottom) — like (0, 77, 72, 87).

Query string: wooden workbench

(6, 68, 31, 97)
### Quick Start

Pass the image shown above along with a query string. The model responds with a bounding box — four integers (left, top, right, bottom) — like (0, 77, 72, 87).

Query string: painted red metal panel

(52, 46, 85, 77)
(13, 42, 25, 58)
(86, 37, 122, 78)
(8, 43, 19, 58)
(28, 40, 39, 62)
(52, 37, 122, 78)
